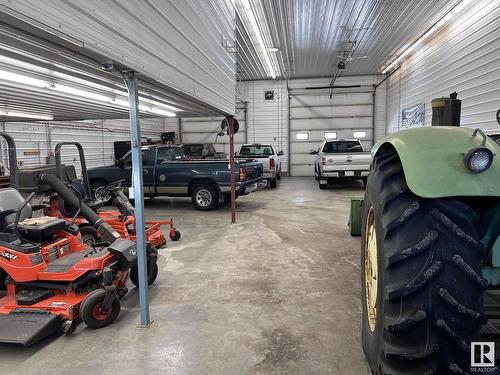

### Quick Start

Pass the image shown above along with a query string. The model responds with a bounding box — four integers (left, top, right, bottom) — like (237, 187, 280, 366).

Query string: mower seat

(0, 188, 65, 243)
(0, 188, 31, 231)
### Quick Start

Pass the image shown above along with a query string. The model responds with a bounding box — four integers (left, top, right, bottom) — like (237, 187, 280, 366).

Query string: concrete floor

(0, 177, 371, 375)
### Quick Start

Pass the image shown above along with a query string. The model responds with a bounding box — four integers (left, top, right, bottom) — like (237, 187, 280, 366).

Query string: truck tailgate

(237, 160, 263, 181)
(323, 152, 371, 172)
(235, 156, 270, 173)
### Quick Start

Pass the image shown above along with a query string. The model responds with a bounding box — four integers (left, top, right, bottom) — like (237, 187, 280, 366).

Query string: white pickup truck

(310, 139, 372, 189)
(236, 144, 283, 188)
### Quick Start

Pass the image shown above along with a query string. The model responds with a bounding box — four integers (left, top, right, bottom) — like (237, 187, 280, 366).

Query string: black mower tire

(79, 226, 100, 246)
(361, 152, 486, 374)
(130, 261, 159, 287)
(169, 230, 181, 241)
(270, 177, 278, 188)
(191, 185, 219, 211)
(80, 289, 121, 329)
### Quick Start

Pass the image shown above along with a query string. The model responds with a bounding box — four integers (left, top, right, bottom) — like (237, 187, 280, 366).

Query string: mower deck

(0, 309, 61, 346)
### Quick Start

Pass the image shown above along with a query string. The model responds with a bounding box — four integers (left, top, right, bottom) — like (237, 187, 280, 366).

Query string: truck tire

(361, 152, 486, 374)
(270, 177, 277, 188)
(318, 171, 327, 189)
(191, 185, 219, 211)
(91, 180, 111, 205)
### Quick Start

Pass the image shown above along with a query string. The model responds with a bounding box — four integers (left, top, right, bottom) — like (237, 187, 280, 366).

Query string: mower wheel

(79, 226, 99, 246)
(361, 151, 486, 374)
(80, 289, 120, 329)
(130, 261, 159, 287)
(61, 319, 77, 335)
(169, 230, 181, 241)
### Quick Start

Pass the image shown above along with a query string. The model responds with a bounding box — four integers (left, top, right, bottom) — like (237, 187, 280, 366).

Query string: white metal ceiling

(0, 0, 236, 121)
(236, 0, 461, 80)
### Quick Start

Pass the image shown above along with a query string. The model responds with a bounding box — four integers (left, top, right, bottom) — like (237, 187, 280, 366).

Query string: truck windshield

(322, 141, 363, 153)
(240, 145, 273, 156)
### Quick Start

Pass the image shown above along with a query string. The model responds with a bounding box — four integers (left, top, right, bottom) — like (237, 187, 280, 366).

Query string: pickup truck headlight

(463, 147, 494, 173)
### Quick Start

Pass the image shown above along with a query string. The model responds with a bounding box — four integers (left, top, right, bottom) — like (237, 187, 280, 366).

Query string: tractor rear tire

(361, 151, 487, 374)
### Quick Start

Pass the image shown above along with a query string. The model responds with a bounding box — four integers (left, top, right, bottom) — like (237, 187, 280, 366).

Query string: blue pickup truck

(87, 144, 263, 210)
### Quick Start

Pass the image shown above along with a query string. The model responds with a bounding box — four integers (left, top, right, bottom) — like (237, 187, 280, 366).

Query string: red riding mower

(0, 133, 158, 346)
(48, 142, 180, 248)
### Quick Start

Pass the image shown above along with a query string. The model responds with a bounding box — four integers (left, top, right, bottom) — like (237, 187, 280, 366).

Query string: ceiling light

(0, 66, 177, 117)
(239, 0, 276, 79)
(0, 110, 53, 120)
(381, 0, 472, 74)
(267, 47, 280, 52)
(0, 69, 49, 88)
(50, 83, 113, 102)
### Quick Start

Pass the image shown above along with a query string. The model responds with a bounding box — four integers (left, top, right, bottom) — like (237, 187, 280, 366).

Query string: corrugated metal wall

(288, 76, 377, 176)
(386, 0, 500, 134)
(238, 80, 289, 172)
(0, 118, 167, 175)
(0, 0, 237, 114)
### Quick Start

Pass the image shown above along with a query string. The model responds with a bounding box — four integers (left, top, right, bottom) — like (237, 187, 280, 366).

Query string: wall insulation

(386, 0, 500, 134)
(0, 0, 237, 114)
(0, 118, 167, 174)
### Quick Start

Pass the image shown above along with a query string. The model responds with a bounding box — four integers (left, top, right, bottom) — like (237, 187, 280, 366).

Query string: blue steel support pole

(124, 71, 150, 326)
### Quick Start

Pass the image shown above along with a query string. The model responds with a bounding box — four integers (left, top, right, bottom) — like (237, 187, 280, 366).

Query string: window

(296, 133, 309, 140)
(181, 144, 204, 157)
(123, 150, 149, 166)
(324, 132, 337, 139)
(353, 131, 367, 139)
(322, 141, 363, 153)
(156, 147, 184, 164)
(240, 145, 274, 156)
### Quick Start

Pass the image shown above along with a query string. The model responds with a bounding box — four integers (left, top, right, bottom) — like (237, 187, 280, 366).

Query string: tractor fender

(371, 126, 500, 198)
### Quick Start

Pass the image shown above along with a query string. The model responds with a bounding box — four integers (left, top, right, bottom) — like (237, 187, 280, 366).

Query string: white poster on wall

(401, 103, 425, 129)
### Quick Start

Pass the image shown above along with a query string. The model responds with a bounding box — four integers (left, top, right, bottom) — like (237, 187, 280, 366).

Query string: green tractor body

(359, 95, 500, 374)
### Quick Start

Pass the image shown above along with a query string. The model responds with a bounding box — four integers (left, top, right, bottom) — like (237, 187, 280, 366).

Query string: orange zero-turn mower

(0, 166, 158, 346)
(47, 142, 180, 248)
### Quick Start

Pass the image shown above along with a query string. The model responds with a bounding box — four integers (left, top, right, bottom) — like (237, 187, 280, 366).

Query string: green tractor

(360, 95, 500, 374)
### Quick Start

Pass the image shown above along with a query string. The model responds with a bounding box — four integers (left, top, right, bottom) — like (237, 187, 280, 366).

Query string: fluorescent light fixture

(381, 0, 472, 74)
(296, 133, 309, 140)
(50, 83, 113, 102)
(0, 69, 49, 88)
(0, 110, 53, 120)
(0, 66, 178, 117)
(267, 47, 280, 52)
(325, 132, 337, 139)
(239, 0, 276, 79)
(354, 131, 367, 139)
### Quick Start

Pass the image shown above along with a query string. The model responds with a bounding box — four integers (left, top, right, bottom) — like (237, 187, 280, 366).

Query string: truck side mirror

(309, 150, 318, 155)
(277, 151, 284, 156)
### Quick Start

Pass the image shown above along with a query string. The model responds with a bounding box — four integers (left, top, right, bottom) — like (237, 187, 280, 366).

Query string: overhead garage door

(289, 90, 374, 176)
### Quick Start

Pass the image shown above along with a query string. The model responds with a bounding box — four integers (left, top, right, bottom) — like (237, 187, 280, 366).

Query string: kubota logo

(0, 251, 17, 261)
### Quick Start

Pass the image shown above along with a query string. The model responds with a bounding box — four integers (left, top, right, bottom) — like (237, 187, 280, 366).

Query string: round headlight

(464, 147, 494, 173)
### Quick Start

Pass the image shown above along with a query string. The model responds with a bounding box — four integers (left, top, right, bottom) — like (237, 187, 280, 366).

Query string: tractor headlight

(464, 147, 494, 173)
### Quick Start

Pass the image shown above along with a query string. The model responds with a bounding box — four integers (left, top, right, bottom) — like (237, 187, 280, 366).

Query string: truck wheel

(191, 185, 219, 211)
(79, 226, 99, 246)
(270, 177, 277, 188)
(361, 152, 486, 374)
(318, 172, 327, 189)
(362, 177, 367, 188)
(80, 289, 121, 329)
(91, 180, 111, 205)
(314, 165, 319, 181)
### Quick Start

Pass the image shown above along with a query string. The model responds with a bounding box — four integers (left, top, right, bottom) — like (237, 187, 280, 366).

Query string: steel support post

(124, 71, 151, 327)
